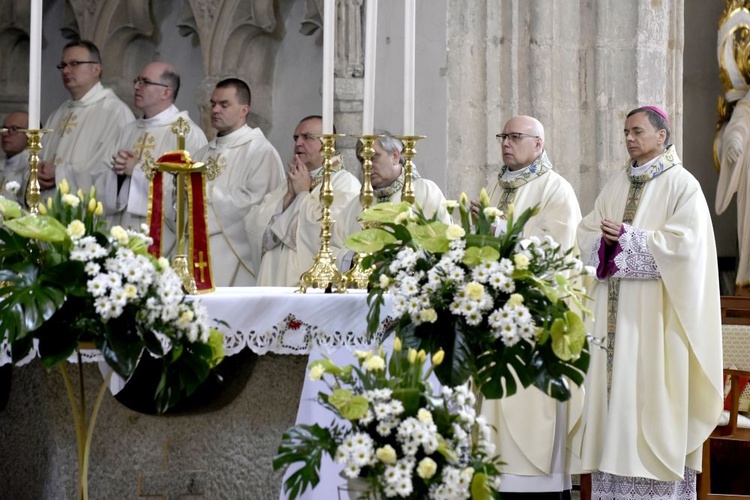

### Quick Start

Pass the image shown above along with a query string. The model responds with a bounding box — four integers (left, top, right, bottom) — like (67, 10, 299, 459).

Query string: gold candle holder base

(172, 254, 197, 294)
(298, 134, 347, 293)
(21, 129, 53, 215)
(343, 134, 381, 289)
(394, 135, 426, 204)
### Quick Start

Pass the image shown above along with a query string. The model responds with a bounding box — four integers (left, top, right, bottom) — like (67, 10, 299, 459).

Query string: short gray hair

(356, 130, 404, 164)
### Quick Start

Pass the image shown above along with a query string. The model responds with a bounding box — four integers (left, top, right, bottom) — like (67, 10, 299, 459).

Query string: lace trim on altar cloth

(592, 468, 696, 500)
(0, 338, 105, 367)
(612, 224, 660, 279)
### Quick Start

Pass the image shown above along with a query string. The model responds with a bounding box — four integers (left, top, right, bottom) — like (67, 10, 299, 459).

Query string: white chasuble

(577, 157, 723, 484)
(94, 106, 207, 235)
(196, 125, 284, 287)
(42, 82, 134, 197)
(250, 168, 361, 287)
(0, 151, 30, 204)
(482, 166, 584, 491)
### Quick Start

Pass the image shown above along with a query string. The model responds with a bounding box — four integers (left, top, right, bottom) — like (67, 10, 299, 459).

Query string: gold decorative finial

(298, 133, 347, 293)
(171, 117, 190, 150)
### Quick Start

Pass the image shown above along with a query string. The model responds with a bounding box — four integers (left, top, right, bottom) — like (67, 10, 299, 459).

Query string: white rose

(362, 355, 386, 372)
(309, 364, 325, 381)
(417, 457, 437, 479)
(110, 226, 129, 245)
(445, 224, 466, 241)
(61, 193, 80, 208)
(66, 220, 86, 240)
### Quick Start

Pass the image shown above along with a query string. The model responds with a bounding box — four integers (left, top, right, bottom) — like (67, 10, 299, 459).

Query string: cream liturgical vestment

(248, 162, 361, 287)
(0, 151, 30, 204)
(577, 147, 723, 496)
(481, 151, 583, 493)
(716, 96, 750, 287)
(95, 106, 208, 237)
(196, 125, 284, 286)
(42, 82, 134, 197)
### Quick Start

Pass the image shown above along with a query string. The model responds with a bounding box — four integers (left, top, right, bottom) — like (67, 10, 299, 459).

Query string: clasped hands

(600, 218, 622, 246)
(111, 150, 138, 177)
(283, 154, 312, 210)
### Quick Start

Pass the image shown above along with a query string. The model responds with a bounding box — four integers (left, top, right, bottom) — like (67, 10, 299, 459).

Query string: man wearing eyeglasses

(0, 111, 30, 204)
(38, 40, 133, 198)
(247, 115, 361, 286)
(191, 78, 284, 286)
(479, 115, 582, 500)
(93, 61, 207, 246)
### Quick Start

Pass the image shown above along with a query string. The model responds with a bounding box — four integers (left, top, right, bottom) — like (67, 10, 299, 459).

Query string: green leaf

(99, 308, 145, 378)
(407, 221, 450, 253)
(328, 388, 369, 420)
(4, 214, 69, 243)
(206, 328, 225, 367)
(550, 311, 586, 361)
(345, 227, 398, 253)
(358, 201, 412, 223)
(273, 424, 340, 500)
(462, 246, 500, 267)
(470, 472, 493, 500)
(0, 197, 23, 219)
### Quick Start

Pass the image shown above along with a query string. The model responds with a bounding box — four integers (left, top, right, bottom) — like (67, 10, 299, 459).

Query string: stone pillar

(445, 0, 684, 213)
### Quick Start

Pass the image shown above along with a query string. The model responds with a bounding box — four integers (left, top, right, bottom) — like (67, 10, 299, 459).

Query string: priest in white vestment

(248, 115, 361, 287)
(94, 62, 207, 244)
(577, 106, 723, 500)
(339, 132, 450, 268)
(716, 89, 750, 290)
(478, 116, 583, 500)
(38, 40, 134, 199)
(0, 111, 30, 204)
(195, 78, 284, 286)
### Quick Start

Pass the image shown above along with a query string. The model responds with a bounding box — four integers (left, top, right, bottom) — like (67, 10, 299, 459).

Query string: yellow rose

(363, 355, 386, 372)
(514, 253, 530, 270)
(376, 445, 397, 464)
(309, 364, 325, 381)
(110, 226, 129, 245)
(66, 220, 85, 239)
(445, 224, 466, 241)
(419, 308, 438, 323)
(417, 457, 437, 479)
(157, 257, 170, 270)
(508, 293, 524, 307)
(465, 282, 485, 300)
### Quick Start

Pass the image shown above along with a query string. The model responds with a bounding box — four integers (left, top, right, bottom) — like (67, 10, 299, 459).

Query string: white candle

(362, 0, 378, 135)
(322, 0, 335, 134)
(28, 0, 42, 129)
(403, 0, 415, 135)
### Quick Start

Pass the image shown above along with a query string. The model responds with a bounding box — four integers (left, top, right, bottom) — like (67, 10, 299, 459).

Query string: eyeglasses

(133, 77, 170, 88)
(293, 133, 318, 142)
(1, 126, 22, 135)
(56, 60, 99, 70)
(496, 132, 540, 143)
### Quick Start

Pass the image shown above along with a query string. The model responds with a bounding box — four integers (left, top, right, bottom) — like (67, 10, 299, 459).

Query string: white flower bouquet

(345, 191, 593, 401)
(0, 180, 224, 412)
(274, 339, 503, 499)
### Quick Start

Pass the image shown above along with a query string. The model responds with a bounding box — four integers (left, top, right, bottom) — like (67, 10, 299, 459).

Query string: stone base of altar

(0, 354, 307, 499)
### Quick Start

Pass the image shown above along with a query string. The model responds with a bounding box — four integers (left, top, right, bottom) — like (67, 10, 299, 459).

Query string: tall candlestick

(29, 0, 42, 129)
(362, 0, 378, 135)
(403, 0, 415, 135)
(322, 0, 335, 134)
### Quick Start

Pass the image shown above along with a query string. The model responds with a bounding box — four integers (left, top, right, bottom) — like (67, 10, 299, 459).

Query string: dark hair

(216, 78, 251, 106)
(161, 67, 180, 102)
(298, 115, 337, 134)
(627, 106, 671, 144)
(63, 40, 102, 64)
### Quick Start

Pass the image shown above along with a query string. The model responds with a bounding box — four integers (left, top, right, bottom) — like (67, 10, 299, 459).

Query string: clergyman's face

(499, 117, 542, 171)
(2, 112, 29, 158)
(367, 140, 401, 189)
(60, 46, 101, 100)
(293, 119, 324, 170)
(210, 86, 249, 135)
(624, 112, 666, 165)
(133, 63, 171, 118)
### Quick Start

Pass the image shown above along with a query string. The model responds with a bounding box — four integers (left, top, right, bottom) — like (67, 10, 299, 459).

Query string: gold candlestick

(21, 129, 52, 215)
(394, 135, 426, 204)
(343, 134, 381, 289)
(298, 134, 347, 293)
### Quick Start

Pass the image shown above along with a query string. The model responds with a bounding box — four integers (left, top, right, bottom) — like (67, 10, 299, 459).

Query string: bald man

(478, 115, 583, 499)
(94, 62, 207, 249)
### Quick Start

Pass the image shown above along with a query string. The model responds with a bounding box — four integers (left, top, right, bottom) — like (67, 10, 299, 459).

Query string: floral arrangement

(274, 339, 502, 499)
(345, 191, 593, 401)
(0, 180, 224, 413)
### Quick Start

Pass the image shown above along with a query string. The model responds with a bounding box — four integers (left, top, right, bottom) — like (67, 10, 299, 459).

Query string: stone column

(445, 0, 684, 213)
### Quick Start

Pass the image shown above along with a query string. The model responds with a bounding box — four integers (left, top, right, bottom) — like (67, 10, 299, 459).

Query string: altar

(0, 287, 390, 499)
